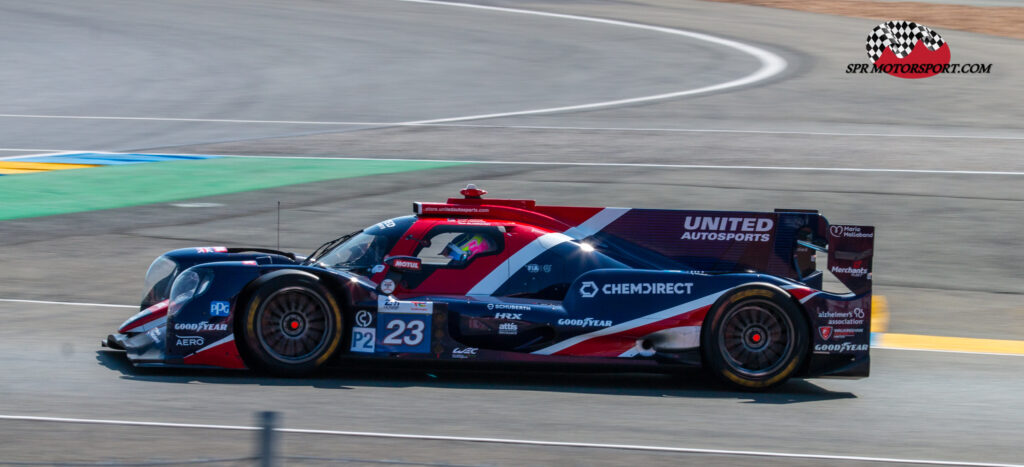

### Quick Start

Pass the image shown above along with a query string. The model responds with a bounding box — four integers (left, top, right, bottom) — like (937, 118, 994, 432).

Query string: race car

(105, 185, 874, 390)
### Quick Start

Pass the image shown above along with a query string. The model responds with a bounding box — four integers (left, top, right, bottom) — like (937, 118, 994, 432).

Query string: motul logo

(392, 259, 420, 271)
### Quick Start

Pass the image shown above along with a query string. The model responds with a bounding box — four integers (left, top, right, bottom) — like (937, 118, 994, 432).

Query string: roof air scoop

(460, 184, 487, 199)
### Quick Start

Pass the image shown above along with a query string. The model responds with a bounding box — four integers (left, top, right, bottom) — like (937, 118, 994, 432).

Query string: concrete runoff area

(0, 0, 1021, 466)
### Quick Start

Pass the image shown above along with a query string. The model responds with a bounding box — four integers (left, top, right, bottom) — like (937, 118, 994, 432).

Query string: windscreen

(141, 256, 178, 309)
(315, 216, 413, 275)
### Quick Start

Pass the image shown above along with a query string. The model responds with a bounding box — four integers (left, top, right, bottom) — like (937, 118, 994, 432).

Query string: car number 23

(382, 318, 425, 346)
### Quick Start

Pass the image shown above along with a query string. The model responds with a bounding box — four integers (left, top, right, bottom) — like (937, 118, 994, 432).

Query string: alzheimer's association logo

(866, 21, 950, 78)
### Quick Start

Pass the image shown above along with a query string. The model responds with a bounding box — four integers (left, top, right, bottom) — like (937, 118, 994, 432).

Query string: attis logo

(819, 326, 834, 340)
(867, 21, 949, 79)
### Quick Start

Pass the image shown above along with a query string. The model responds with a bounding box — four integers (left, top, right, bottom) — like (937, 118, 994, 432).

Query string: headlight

(168, 269, 213, 317)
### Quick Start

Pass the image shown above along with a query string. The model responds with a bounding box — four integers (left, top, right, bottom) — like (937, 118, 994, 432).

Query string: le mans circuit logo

(846, 20, 990, 79)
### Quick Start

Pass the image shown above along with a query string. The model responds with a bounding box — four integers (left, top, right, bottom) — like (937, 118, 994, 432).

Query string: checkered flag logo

(866, 21, 945, 62)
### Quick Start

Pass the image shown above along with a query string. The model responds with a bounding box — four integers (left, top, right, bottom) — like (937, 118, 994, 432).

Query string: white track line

(871, 346, 1024, 358)
(0, 1, 787, 132)
(216, 154, 1024, 176)
(6, 150, 1019, 175)
(0, 415, 1017, 467)
(392, 0, 786, 124)
(0, 150, 80, 160)
(0, 298, 136, 309)
(0, 114, 385, 126)
(408, 123, 1024, 141)
(1, 120, 1022, 141)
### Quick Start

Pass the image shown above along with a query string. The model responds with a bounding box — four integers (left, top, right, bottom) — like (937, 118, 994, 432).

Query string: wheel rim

(717, 298, 796, 377)
(256, 286, 333, 364)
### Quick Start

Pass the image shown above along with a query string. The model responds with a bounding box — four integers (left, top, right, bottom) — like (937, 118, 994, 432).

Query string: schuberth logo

(846, 20, 991, 78)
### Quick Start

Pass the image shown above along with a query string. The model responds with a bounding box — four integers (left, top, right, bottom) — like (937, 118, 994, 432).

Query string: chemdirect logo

(579, 281, 693, 298)
(681, 216, 773, 242)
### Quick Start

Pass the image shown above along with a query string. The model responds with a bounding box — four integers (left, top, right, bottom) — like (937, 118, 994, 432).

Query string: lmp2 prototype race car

(105, 185, 874, 389)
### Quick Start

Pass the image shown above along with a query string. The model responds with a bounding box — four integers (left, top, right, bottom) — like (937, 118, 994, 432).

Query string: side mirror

(385, 256, 422, 272)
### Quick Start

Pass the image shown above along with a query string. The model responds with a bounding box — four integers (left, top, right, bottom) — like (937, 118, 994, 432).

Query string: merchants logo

(848, 20, 991, 78)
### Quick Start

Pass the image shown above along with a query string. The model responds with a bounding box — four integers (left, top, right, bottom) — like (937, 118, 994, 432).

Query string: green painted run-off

(0, 157, 464, 221)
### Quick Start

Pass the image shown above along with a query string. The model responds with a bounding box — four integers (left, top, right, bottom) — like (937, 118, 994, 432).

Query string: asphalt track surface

(1, 0, 1022, 465)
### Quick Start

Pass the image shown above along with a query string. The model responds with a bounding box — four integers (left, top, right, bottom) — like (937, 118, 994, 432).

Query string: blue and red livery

(105, 185, 874, 389)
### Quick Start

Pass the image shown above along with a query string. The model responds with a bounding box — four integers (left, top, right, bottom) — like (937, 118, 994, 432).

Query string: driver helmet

(444, 233, 494, 263)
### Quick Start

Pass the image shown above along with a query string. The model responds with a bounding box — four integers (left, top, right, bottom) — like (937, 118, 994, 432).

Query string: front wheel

(701, 285, 808, 390)
(238, 274, 343, 376)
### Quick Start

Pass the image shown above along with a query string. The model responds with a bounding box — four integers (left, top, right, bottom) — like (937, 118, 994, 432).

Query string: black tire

(701, 285, 808, 390)
(237, 274, 343, 376)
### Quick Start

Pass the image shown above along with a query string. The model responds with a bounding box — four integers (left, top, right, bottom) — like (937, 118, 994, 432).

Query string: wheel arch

(232, 268, 347, 374)
(699, 281, 813, 389)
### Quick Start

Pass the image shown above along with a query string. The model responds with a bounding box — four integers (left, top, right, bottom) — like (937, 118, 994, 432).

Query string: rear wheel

(701, 285, 808, 390)
(238, 274, 343, 376)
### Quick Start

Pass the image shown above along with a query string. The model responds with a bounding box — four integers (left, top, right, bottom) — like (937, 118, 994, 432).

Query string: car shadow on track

(97, 350, 855, 404)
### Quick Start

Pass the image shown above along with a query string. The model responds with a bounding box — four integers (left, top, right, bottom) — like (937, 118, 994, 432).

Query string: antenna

(276, 201, 281, 251)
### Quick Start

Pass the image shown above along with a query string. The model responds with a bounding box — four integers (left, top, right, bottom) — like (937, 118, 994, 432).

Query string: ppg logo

(210, 301, 230, 317)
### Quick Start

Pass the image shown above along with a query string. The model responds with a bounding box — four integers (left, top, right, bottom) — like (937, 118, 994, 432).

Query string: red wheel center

(290, 321, 300, 330)
(752, 333, 762, 343)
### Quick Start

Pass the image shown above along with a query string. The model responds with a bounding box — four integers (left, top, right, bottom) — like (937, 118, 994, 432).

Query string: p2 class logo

(866, 20, 950, 79)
